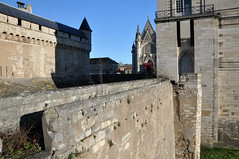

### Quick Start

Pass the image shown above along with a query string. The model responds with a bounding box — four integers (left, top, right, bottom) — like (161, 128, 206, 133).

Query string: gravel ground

(0, 80, 56, 98)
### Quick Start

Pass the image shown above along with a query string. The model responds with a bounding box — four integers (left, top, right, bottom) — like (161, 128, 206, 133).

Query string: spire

(137, 25, 140, 34)
(79, 17, 92, 32)
(136, 25, 141, 41)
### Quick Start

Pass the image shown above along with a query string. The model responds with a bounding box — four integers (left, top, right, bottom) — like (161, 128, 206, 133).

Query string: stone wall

(174, 74, 202, 159)
(0, 79, 159, 133)
(216, 13, 239, 149)
(194, 17, 218, 146)
(0, 77, 203, 158)
(156, 21, 178, 81)
(155, 0, 239, 151)
(0, 13, 91, 82)
(42, 81, 175, 159)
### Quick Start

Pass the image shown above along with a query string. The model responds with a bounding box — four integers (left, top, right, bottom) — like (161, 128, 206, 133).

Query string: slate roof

(90, 58, 118, 65)
(80, 18, 92, 31)
(0, 2, 87, 38)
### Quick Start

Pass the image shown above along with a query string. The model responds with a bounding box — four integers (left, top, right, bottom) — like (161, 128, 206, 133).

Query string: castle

(0, 2, 92, 86)
(155, 0, 239, 148)
(0, 0, 239, 159)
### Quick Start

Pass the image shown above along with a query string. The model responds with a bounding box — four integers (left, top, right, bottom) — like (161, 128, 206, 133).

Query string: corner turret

(79, 18, 92, 45)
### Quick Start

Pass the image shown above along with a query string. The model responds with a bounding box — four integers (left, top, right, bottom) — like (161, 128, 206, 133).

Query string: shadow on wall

(50, 19, 91, 88)
(20, 111, 45, 150)
(91, 74, 157, 84)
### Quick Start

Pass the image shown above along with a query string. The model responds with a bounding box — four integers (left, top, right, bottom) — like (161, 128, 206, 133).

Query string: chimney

(17, 1, 25, 8)
(16, 1, 32, 13)
(26, 4, 32, 13)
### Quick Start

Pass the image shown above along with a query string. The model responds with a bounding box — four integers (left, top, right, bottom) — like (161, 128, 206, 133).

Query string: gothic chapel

(132, 18, 156, 74)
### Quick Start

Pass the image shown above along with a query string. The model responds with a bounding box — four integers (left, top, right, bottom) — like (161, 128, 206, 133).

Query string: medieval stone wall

(0, 79, 159, 132)
(156, 21, 178, 81)
(174, 74, 202, 159)
(216, 14, 239, 149)
(155, 0, 239, 149)
(0, 77, 203, 158)
(0, 13, 90, 81)
(194, 17, 217, 146)
(42, 81, 175, 159)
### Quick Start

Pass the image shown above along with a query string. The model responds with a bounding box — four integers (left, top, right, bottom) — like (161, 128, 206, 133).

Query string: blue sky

(1, 0, 156, 64)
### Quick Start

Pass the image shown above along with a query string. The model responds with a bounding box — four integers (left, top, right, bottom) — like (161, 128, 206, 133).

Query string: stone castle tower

(132, 18, 156, 74)
(155, 0, 239, 149)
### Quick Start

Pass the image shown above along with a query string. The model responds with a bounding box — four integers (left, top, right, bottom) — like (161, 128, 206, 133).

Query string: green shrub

(127, 98, 131, 104)
(201, 147, 239, 159)
(107, 139, 114, 148)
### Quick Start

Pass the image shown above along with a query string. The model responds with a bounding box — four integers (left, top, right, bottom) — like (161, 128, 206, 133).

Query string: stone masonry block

(8, 16, 18, 25)
(0, 13, 7, 22)
(95, 130, 106, 143)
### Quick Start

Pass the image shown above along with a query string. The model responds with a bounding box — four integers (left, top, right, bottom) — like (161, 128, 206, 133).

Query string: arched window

(179, 53, 194, 75)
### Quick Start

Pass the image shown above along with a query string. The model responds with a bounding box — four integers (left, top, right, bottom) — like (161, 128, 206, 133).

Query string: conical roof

(79, 18, 92, 31)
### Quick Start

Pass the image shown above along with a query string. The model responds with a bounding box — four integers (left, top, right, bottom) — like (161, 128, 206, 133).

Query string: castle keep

(0, 2, 91, 85)
(155, 0, 239, 148)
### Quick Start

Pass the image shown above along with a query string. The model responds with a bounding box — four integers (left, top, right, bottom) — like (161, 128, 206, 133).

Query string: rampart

(0, 76, 202, 159)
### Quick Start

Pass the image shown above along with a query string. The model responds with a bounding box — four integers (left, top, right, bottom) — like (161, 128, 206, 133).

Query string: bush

(201, 147, 239, 159)
(0, 126, 41, 158)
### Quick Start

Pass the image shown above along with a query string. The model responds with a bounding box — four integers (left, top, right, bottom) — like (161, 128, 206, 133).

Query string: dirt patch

(0, 80, 56, 98)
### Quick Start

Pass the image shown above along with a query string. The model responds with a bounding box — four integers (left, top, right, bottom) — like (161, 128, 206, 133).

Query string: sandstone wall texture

(0, 79, 159, 133)
(174, 74, 202, 159)
(42, 81, 175, 159)
(156, 21, 178, 81)
(0, 12, 91, 83)
(0, 78, 203, 158)
(194, 17, 217, 146)
(155, 0, 239, 149)
(216, 11, 239, 149)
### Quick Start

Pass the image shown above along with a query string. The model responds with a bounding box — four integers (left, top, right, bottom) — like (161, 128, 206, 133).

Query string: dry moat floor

(200, 147, 239, 159)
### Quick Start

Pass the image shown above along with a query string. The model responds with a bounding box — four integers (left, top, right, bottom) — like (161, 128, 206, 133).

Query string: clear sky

(1, 0, 156, 64)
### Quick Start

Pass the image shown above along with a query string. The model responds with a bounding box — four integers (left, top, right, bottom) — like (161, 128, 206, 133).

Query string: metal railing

(155, 4, 214, 19)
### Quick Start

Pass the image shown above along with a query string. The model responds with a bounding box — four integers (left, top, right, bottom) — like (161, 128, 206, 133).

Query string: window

(176, 0, 183, 13)
(190, 20, 194, 46)
(176, 0, 192, 15)
(39, 25, 42, 31)
(18, 19, 21, 26)
(177, 21, 181, 47)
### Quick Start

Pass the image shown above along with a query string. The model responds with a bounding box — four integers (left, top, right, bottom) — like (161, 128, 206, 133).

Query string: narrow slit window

(18, 19, 21, 26)
(190, 19, 194, 46)
(177, 21, 181, 47)
(39, 25, 42, 31)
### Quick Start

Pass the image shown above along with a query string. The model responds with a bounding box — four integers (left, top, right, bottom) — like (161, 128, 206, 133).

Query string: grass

(200, 147, 239, 159)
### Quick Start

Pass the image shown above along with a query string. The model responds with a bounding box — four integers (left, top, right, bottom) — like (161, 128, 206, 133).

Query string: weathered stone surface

(156, 0, 239, 150)
(174, 74, 202, 159)
(41, 81, 176, 159)
(0, 79, 160, 136)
